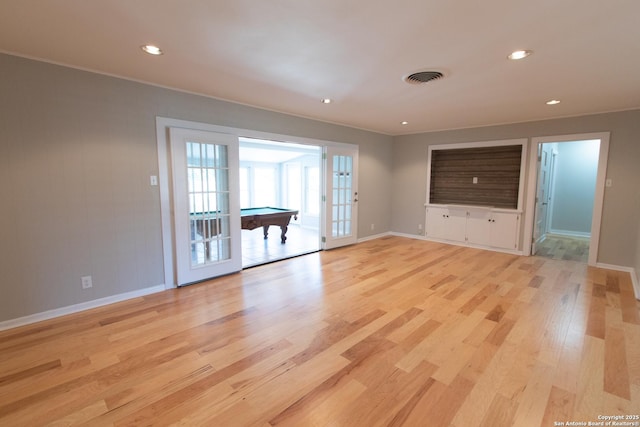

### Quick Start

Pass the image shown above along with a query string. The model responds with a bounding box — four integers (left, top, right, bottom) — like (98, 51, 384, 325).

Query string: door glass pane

(187, 141, 231, 267)
(217, 192, 230, 215)
(215, 145, 228, 167)
(219, 216, 231, 237)
(187, 142, 200, 167)
(205, 169, 216, 192)
(332, 155, 353, 238)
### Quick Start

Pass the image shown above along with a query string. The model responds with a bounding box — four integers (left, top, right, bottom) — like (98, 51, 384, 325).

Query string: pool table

(241, 207, 298, 243)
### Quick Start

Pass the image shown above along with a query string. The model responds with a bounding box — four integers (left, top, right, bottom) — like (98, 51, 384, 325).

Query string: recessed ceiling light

(546, 99, 561, 105)
(321, 98, 332, 104)
(141, 45, 163, 55)
(508, 50, 532, 60)
(401, 121, 409, 125)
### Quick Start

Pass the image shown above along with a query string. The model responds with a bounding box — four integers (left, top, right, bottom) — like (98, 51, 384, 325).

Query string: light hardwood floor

(1, 236, 639, 426)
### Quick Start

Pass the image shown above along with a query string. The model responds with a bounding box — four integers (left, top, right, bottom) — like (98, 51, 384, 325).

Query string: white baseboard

(0, 284, 166, 332)
(595, 263, 639, 300)
(389, 231, 427, 240)
(548, 229, 591, 239)
(357, 231, 392, 243)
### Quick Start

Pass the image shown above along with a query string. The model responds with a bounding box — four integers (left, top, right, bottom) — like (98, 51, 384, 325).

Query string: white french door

(532, 144, 554, 254)
(170, 128, 242, 286)
(324, 145, 359, 249)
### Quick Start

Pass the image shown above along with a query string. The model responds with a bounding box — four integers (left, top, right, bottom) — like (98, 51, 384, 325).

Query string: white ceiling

(1, 0, 639, 135)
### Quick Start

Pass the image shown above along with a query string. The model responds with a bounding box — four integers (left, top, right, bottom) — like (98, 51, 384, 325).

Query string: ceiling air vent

(404, 71, 444, 85)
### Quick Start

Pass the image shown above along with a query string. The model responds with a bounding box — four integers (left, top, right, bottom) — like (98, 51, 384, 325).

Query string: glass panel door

(187, 142, 231, 266)
(170, 128, 241, 285)
(324, 145, 358, 249)
(332, 155, 352, 237)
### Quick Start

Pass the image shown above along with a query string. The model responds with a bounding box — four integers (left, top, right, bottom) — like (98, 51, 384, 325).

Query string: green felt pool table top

(189, 207, 298, 218)
(240, 207, 298, 216)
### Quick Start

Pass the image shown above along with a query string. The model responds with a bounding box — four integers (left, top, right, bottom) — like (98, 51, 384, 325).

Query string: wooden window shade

(429, 145, 522, 209)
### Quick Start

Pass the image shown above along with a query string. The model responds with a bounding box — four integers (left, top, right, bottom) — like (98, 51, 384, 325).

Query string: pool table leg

(261, 224, 289, 243)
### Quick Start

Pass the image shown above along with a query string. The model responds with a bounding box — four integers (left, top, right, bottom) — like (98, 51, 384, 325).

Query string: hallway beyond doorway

(534, 234, 589, 263)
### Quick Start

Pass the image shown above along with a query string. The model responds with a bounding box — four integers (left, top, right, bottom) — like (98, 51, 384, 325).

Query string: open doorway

(525, 132, 610, 266)
(156, 117, 360, 288)
(239, 137, 321, 267)
(533, 140, 600, 262)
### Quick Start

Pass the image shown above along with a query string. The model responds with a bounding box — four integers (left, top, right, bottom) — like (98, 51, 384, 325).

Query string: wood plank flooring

(1, 236, 639, 426)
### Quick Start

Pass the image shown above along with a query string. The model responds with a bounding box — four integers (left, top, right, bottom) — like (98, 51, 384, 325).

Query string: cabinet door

(446, 207, 467, 242)
(490, 212, 519, 249)
(466, 209, 491, 245)
(426, 207, 448, 240)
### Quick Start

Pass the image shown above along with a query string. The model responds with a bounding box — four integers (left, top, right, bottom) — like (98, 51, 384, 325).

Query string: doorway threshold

(241, 225, 321, 268)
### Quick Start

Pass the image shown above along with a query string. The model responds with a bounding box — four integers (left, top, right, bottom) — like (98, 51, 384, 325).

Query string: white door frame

(156, 117, 356, 288)
(523, 132, 610, 265)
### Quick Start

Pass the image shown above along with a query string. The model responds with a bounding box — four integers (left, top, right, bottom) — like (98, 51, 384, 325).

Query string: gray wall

(549, 140, 599, 235)
(2, 51, 638, 323)
(392, 109, 640, 267)
(0, 53, 393, 322)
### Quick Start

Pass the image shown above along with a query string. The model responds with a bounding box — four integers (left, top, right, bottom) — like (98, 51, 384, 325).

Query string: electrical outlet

(81, 276, 93, 289)
(370, 223, 375, 231)
(418, 224, 423, 234)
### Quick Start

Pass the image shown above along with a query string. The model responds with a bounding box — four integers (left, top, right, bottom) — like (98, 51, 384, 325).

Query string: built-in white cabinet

(425, 205, 520, 251)
(425, 205, 467, 242)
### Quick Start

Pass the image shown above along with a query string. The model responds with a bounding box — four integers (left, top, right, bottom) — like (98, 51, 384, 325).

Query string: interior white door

(170, 128, 241, 286)
(324, 145, 358, 249)
(532, 145, 552, 254)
